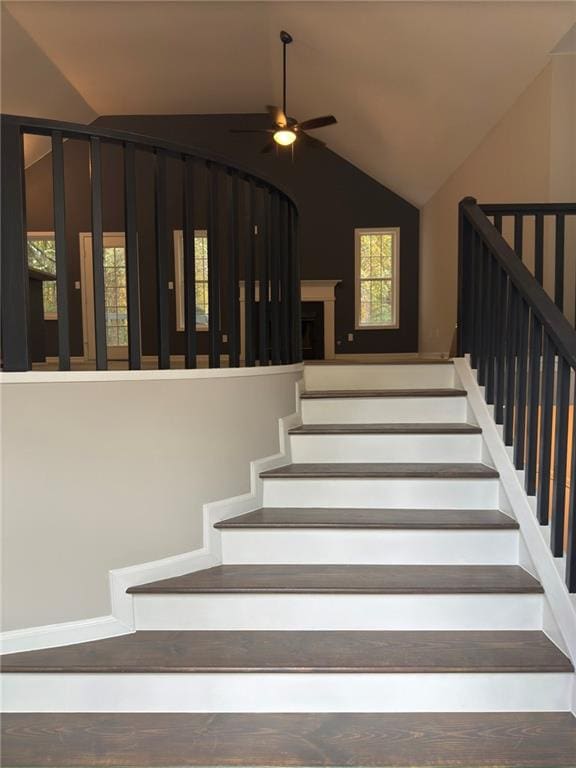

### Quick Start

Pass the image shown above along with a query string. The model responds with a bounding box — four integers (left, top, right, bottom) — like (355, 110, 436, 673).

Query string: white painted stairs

(2, 361, 575, 717)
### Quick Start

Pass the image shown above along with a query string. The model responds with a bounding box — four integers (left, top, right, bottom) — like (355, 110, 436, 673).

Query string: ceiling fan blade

(266, 104, 288, 127)
(300, 132, 326, 149)
(297, 115, 337, 131)
(261, 141, 276, 154)
(230, 129, 275, 134)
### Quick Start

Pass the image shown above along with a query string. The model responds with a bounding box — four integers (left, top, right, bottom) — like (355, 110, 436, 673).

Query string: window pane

(28, 237, 57, 318)
(360, 278, 393, 326)
(357, 229, 397, 327)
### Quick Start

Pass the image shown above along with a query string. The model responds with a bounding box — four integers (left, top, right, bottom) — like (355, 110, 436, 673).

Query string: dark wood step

(4, 712, 576, 767)
(215, 507, 519, 529)
(301, 388, 467, 399)
(289, 422, 481, 435)
(260, 463, 499, 479)
(127, 564, 542, 595)
(1, 631, 571, 674)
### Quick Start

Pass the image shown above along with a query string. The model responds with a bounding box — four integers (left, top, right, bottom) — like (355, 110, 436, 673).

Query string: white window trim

(354, 226, 400, 330)
(173, 229, 209, 332)
(27, 231, 57, 320)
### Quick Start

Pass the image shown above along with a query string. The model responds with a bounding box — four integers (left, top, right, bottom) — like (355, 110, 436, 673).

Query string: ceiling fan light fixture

(273, 129, 297, 146)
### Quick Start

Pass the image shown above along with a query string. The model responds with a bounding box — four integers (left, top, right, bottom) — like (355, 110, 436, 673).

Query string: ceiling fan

(231, 30, 337, 154)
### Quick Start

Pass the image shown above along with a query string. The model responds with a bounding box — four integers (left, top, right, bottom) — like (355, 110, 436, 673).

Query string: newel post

(1, 119, 30, 371)
(457, 196, 476, 358)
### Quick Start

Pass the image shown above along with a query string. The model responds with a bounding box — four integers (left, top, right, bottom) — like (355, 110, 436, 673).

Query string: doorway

(79, 233, 130, 361)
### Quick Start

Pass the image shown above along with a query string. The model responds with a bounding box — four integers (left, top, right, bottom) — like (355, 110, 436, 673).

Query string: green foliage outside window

(358, 232, 395, 326)
(27, 238, 57, 318)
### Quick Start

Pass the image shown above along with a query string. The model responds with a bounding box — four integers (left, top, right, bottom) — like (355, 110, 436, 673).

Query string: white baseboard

(454, 358, 576, 668)
(0, 615, 130, 655)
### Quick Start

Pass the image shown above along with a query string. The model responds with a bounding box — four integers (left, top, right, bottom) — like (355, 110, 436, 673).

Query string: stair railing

(458, 196, 576, 592)
(1, 114, 301, 372)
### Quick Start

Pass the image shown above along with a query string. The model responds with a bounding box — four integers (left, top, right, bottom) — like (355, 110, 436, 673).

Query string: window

(103, 244, 128, 347)
(355, 228, 399, 329)
(173, 230, 209, 331)
(27, 234, 57, 319)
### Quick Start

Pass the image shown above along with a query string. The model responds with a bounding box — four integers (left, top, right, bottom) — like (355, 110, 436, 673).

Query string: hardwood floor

(126, 564, 543, 594)
(289, 422, 482, 434)
(259, 462, 500, 479)
(215, 507, 519, 529)
(300, 388, 467, 398)
(2, 631, 571, 674)
(3, 712, 576, 767)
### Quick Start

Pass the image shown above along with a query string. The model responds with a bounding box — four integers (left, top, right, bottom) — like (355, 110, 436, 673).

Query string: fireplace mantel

(239, 280, 341, 360)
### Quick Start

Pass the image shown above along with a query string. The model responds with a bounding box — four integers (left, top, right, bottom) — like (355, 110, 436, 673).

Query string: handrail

(1, 114, 297, 205)
(1, 113, 302, 373)
(460, 197, 576, 369)
(458, 196, 576, 593)
(481, 202, 576, 215)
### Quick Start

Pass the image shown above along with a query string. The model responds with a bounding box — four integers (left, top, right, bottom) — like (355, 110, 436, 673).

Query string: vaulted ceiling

(3, 1, 574, 205)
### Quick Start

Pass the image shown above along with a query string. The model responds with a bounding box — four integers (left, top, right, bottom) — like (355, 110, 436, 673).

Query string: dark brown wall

(25, 113, 419, 357)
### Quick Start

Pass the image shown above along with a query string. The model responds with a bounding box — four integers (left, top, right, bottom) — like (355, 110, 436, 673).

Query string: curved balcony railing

(1, 114, 301, 371)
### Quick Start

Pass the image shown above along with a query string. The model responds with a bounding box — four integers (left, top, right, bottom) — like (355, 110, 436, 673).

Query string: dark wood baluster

(182, 156, 196, 369)
(90, 137, 107, 370)
(258, 187, 269, 366)
(289, 203, 302, 363)
(525, 312, 542, 496)
(51, 131, 70, 370)
(493, 213, 503, 234)
(484, 250, 495, 398)
(477, 241, 489, 386)
(471, 233, 482, 371)
(514, 214, 523, 260)
(551, 356, 570, 556)
(0, 120, 29, 371)
(567, 398, 576, 591)
(279, 197, 291, 363)
(207, 164, 221, 368)
(494, 268, 508, 424)
(503, 283, 518, 446)
(534, 213, 544, 285)
(269, 191, 281, 364)
(554, 214, 565, 312)
(124, 142, 141, 370)
(244, 180, 256, 366)
(227, 173, 240, 367)
(537, 335, 555, 524)
(513, 298, 529, 469)
(457, 203, 470, 356)
(154, 150, 170, 369)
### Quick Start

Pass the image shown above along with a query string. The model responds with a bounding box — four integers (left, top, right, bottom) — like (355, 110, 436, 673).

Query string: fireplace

(301, 302, 325, 359)
(239, 280, 341, 360)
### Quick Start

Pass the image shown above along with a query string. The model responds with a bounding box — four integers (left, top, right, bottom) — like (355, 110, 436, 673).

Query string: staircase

(2, 361, 576, 766)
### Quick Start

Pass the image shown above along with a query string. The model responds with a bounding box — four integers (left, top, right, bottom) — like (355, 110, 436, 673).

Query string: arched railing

(1, 114, 301, 371)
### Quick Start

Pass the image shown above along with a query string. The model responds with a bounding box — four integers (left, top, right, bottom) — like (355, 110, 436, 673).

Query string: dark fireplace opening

(301, 301, 324, 360)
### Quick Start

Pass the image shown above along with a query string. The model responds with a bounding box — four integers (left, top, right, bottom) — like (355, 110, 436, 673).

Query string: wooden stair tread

(289, 422, 481, 435)
(1, 631, 571, 674)
(215, 507, 518, 529)
(260, 463, 499, 479)
(4, 712, 576, 767)
(127, 564, 542, 595)
(300, 388, 467, 399)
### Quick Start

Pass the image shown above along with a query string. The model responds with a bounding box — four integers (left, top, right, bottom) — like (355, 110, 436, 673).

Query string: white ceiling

(4, 1, 575, 205)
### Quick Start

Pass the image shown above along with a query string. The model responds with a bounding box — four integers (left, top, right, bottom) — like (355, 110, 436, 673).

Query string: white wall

(1, 368, 301, 631)
(420, 55, 576, 354)
(0, 5, 97, 165)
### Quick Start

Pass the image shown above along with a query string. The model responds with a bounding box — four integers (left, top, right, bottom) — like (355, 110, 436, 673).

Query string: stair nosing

(288, 423, 482, 435)
(300, 388, 467, 399)
(259, 463, 500, 480)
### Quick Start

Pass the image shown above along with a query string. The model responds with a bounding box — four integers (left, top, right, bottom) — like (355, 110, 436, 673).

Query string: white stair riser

(262, 478, 500, 509)
(301, 397, 468, 424)
(304, 364, 456, 391)
(3, 672, 570, 713)
(220, 528, 518, 565)
(132, 593, 542, 631)
(290, 433, 482, 463)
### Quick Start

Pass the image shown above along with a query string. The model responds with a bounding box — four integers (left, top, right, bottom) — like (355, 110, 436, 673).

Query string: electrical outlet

(347, 333, 354, 342)
(222, 333, 228, 343)
(74, 281, 80, 290)
(168, 281, 174, 290)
